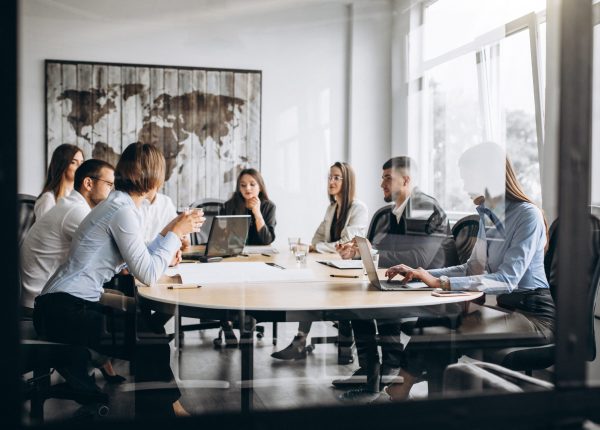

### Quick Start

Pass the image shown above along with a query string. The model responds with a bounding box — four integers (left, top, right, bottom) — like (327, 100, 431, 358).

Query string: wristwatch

(439, 276, 450, 291)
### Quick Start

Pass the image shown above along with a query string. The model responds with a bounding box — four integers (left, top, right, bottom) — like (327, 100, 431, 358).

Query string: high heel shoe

(99, 367, 126, 384)
(271, 334, 307, 360)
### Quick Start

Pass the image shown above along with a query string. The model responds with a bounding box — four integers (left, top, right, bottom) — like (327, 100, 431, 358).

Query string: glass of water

(294, 243, 309, 265)
(288, 237, 300, 252)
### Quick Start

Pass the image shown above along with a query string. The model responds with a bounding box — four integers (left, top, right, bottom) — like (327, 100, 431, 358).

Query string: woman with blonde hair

(378, 142, 554, 402)
(35, 143, 84, 219)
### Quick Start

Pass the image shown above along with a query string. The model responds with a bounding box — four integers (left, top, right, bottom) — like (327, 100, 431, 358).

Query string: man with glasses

(20, 159, 115, 315)
(335, 156, 451, 401)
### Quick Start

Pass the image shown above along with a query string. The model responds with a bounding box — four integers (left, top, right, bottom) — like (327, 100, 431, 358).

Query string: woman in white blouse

(271, 161, 368, 360)
(34, 144, 84, 220)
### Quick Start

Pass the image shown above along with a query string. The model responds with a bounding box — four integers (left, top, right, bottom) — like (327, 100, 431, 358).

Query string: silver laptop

(355, 236, 436, 291)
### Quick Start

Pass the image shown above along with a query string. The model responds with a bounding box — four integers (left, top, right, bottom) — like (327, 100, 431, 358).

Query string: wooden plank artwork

(46, 60, 261, 207)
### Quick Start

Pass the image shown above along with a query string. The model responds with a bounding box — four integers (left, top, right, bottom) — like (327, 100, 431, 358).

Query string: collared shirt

(40, 191, 181, 302)
(392, 197, 409, 224)
(140, 193, 178, 243)
(429, 200, 549, 293)
(20, 190, 90, 308)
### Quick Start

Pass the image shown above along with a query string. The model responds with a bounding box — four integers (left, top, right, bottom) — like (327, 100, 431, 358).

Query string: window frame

(411, 2, 548, 221)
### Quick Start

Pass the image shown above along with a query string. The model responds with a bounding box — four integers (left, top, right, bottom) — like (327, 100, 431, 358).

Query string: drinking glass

(294, 243, 309, 265)
(288, 237, 300, 252)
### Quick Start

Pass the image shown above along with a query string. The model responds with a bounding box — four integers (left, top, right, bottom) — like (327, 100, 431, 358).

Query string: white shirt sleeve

(34, 192, 56, 220)
(109, 206, 181, 286)
(60, 205, 90, 241)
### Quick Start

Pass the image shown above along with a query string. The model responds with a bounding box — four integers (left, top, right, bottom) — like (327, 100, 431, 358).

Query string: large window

(409, 0, 546, 218)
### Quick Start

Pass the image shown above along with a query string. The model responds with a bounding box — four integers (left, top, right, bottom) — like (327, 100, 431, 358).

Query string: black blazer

(222, 198, 276, 246)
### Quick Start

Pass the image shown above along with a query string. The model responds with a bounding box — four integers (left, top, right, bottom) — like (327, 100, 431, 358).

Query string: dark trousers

(351, 319, 404, 370)
(33, 293, 180, 416)
(403, 289, 555, 379)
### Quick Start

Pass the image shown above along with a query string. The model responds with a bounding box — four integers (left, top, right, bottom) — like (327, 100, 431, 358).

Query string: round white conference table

(137, 248, 483, 412)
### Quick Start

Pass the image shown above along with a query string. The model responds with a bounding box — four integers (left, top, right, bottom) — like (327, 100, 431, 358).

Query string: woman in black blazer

(220, 168, 276, 346)
(222, 168, 276, 245)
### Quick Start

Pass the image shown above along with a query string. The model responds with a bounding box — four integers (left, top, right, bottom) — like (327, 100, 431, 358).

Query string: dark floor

(22, 316, 600, 424)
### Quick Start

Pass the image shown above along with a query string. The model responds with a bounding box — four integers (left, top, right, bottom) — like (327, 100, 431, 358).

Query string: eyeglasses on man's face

(91, 177, 114, 189)
(328, 175, 343, 183)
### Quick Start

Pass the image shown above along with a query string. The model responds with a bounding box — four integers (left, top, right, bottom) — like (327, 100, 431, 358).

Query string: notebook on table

(182, 215, 250, 262)
(355, 236, 437, 291)
(317, 259, 363, 270)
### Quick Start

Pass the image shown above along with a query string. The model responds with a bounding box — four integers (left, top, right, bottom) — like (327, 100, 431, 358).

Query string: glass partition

(16, 0, 598, 426)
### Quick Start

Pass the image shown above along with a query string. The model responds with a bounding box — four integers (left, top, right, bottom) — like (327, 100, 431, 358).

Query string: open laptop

(355, 236, 437, 291)
(182, 215, 250, 262)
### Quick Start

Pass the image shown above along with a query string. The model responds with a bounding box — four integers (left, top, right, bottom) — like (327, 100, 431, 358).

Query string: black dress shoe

(338, 387, 382, 403)
(99, 367, 126, 384)
(271, 334, 307, 360)
(332, 367, 368, 388)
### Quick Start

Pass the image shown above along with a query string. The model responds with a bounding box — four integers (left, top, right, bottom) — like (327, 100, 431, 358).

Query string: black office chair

(189, 198, 225, 245)
(451, 214, 480, 265)
(18, 193, 37, 246)
(483, 214, 600, 374)
(176, 198, 268, 346)
(20, 320, 110, 423)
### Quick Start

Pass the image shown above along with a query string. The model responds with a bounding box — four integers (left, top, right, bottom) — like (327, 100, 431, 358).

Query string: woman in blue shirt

(382, 142, 554, 401)
(33, 142, 203, 417)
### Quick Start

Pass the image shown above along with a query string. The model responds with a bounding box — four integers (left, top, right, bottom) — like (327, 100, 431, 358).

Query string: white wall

(348, 1, 393, 214)
(19, 0, 394, 247)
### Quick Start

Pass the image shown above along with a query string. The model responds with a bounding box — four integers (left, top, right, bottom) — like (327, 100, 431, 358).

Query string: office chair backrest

(451, 215, 480, 264)
(189, 198, 225, 245)
(18, 194, 37, 247)
(543, 214, 600, 361)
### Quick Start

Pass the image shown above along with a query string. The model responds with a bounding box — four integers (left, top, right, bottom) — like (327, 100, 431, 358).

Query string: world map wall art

(45, 59, 262, 207)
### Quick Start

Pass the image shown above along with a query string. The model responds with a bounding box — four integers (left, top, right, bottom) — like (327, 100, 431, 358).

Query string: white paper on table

(165, 262, 316, 284)
(242, 245, 279, 254)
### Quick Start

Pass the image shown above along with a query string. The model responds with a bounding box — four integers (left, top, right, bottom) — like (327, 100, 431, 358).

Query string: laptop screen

(355, 236, 381, 287)
(205, 215, 251, 257)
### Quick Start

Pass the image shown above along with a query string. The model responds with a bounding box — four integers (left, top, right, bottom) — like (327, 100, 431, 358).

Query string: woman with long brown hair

(271, 161, 368, 360)
(376, 142, 554, 402)
(218, 168, 277, 346)
(35, 143, 84, 220)
(222, 168, 276, 245)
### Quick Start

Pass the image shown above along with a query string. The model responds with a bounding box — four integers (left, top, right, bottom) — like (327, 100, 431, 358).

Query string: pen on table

(330, 274, 359, 279)
(167, 284, 202, 290)
(239, 253, 249, 257)
(261, 253, 272, 257)
(265, 262, 285, 270)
